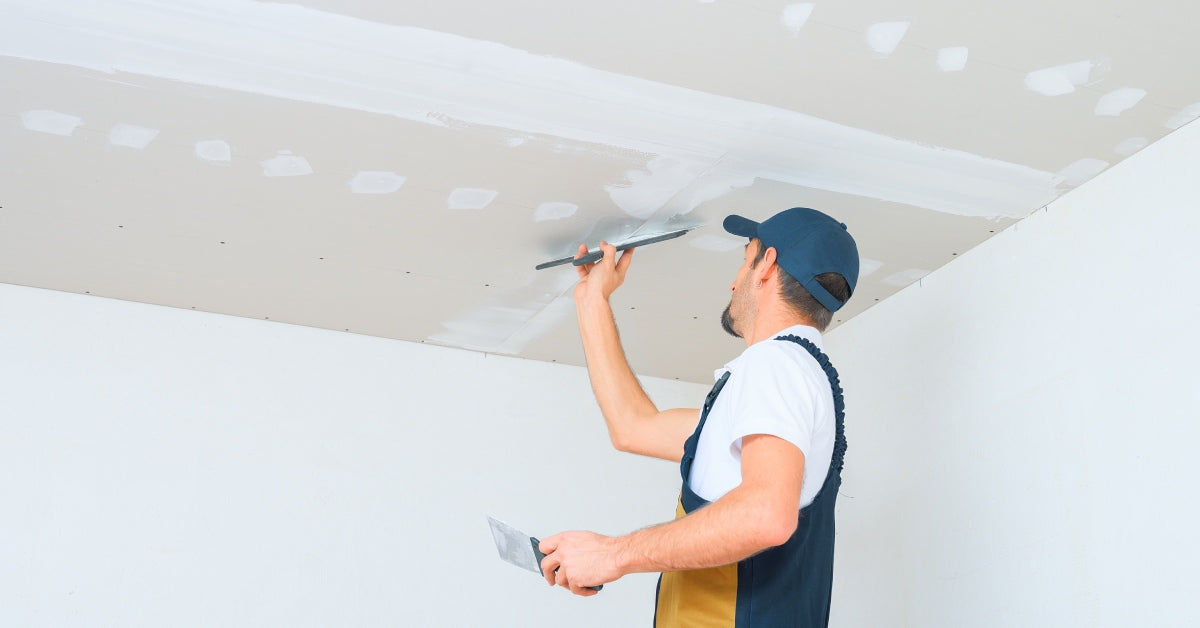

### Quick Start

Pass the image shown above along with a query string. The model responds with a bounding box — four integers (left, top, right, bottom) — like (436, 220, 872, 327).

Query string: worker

(538, 207, 859, 627)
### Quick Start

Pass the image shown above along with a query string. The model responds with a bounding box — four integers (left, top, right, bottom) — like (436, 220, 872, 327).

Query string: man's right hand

(573, 241, 635, 305)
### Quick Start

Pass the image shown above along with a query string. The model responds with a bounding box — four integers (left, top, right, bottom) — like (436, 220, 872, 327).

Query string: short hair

(751, 239, 850, 332)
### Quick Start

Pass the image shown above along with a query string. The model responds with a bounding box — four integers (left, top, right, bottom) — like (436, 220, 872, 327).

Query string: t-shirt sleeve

(720, 342, 822, 459)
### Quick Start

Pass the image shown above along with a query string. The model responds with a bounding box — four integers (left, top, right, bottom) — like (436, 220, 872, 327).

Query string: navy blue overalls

(655, 335, 847, 627)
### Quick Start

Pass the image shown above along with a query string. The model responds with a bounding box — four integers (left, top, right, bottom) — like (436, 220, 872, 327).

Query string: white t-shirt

(687, 324, 836, 509)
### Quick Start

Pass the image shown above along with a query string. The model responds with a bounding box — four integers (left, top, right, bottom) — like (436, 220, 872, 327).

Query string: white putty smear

(1024, 60, 1100, 96)
(866, 21, 910, 57)
(1113, 137, 1148, 156)
(108, 123, 159, 149)
(429, 271, 579, 354)
(1165, 103, 1200, 130)
(1058, 158, 1109, 187)
(780, 4, 814, 36)
(0, 0, 1061, 219)
(937, 47, 968, 72)
(882, 268, 929, 287)
(858, 258, 884, 279)
(350, 171, 406, 194)
(20, 109, 82, 136)
(447, 188, 498, 210)
(689, 234, 743, 252)
(1094, 87, 1146, 117)
(533, 202, 578, 222)
(195, 139, 232, 163)
(260, 150, 313, 177)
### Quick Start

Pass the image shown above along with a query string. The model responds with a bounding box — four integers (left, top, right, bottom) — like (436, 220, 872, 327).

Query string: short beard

(721, 304, 741, 339)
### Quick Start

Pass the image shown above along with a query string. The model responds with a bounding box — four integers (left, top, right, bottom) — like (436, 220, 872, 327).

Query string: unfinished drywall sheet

(823, 119, 1200, 626)
(7, 0, 1200, 383)
(0, 283, 709, 627)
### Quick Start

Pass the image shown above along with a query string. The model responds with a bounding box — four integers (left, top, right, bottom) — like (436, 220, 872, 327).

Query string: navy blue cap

(723, 207, 859, 312)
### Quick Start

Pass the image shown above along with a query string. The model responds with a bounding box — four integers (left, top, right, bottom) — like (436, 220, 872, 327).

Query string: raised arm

(573, 241, 699, 462)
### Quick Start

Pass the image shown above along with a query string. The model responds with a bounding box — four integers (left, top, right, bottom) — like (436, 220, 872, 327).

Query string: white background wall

(0, 286, 708, 627)
(826, 118, 1200, 627)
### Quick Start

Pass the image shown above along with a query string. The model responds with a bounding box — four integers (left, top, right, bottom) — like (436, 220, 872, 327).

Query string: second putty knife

(487, 515, 603, 592)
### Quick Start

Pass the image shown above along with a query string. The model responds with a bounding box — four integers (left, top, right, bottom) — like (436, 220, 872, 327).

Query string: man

(538, 207, 859, 627)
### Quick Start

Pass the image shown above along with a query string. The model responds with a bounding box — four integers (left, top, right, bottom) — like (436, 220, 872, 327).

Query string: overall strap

(679, 371, 731, 483)
(773, 334, 846, 474)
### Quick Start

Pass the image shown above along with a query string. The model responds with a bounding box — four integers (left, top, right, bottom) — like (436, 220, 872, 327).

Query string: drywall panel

(0, 283, 709, 626)
(823, 120, 1200, 626)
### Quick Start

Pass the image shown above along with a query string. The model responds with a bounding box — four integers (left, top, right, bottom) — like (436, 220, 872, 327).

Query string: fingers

(569, 582, 600, 597)
(540, 555, 559, 586)
(573, 243, 590, 280)
(539, 537, 560, 586)
(615, 246, 634, 277)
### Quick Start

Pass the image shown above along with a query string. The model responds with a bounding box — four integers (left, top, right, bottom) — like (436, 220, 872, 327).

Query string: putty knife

(535, 227, 695, 270)
(487, 515, 603, 591)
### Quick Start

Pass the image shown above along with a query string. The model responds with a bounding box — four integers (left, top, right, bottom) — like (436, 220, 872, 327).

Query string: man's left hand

(538, 531, 623, 596)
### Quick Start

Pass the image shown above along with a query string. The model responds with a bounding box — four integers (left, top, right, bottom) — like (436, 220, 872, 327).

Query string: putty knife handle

(572, 250, 604, 266)
(532, 537, 604, 592)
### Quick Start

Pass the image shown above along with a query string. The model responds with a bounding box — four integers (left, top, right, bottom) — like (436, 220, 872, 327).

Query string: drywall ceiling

(2, 0, 1198, 383)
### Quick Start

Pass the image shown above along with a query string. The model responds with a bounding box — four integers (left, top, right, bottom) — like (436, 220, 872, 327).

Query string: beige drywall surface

(5, 0, 1200, 383)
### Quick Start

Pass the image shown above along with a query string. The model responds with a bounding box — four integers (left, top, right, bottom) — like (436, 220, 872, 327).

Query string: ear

(754, 246, 779, 284)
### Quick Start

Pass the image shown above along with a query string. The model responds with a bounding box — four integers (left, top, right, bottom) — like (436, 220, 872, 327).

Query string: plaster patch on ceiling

(1094, 87, 1146, 117)
(1058, 158, 1109, 186)
(260, 151, 313, 177)
(447, 188, 498, 210)
(350, 171, 406, 194)
(858, 258, 884, 278)
(882, 268, 929, 287)
(195, 139, 231, 163)
(1024, 60, 1105, 97)
(0, 0, 1062, 219)
(606, 156, 746, 220)
(780, 4, 814, 36)
(429, 272, 577, 354)
(534, 202, 578, 222)
(20, 109, 81, 136)
(937, 47, 969, 72)
(1165, 103, 1200, 130)
(866, 21, 910, 57)
(108, 123, 159, 149)
(1113, 137, 1148, 156)
(689, 234, 744, 252)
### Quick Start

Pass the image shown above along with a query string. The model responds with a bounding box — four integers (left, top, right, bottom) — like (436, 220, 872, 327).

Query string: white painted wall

(826, 119, 1200, 627)
(0, 286, 708, 627)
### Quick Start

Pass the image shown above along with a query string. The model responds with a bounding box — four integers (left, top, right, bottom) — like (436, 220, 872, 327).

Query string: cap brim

(723, 214, 759, 238)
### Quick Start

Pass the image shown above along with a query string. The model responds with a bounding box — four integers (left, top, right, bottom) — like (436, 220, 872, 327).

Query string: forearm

(613, 484, 795, 574)
(576, 295, 659, 448)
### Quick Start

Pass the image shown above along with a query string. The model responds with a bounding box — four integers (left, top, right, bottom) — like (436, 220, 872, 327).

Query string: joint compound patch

(447, 188, 498, 210)
(195, 139, 232, 163)
(533, 202, 578, 222)
(21, 109, 82, 136)
(108, 123, 159, 149)
(350, 171, 406, 194)
(1094, 88, 1146, 117)
(260, 151, 313, 177)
